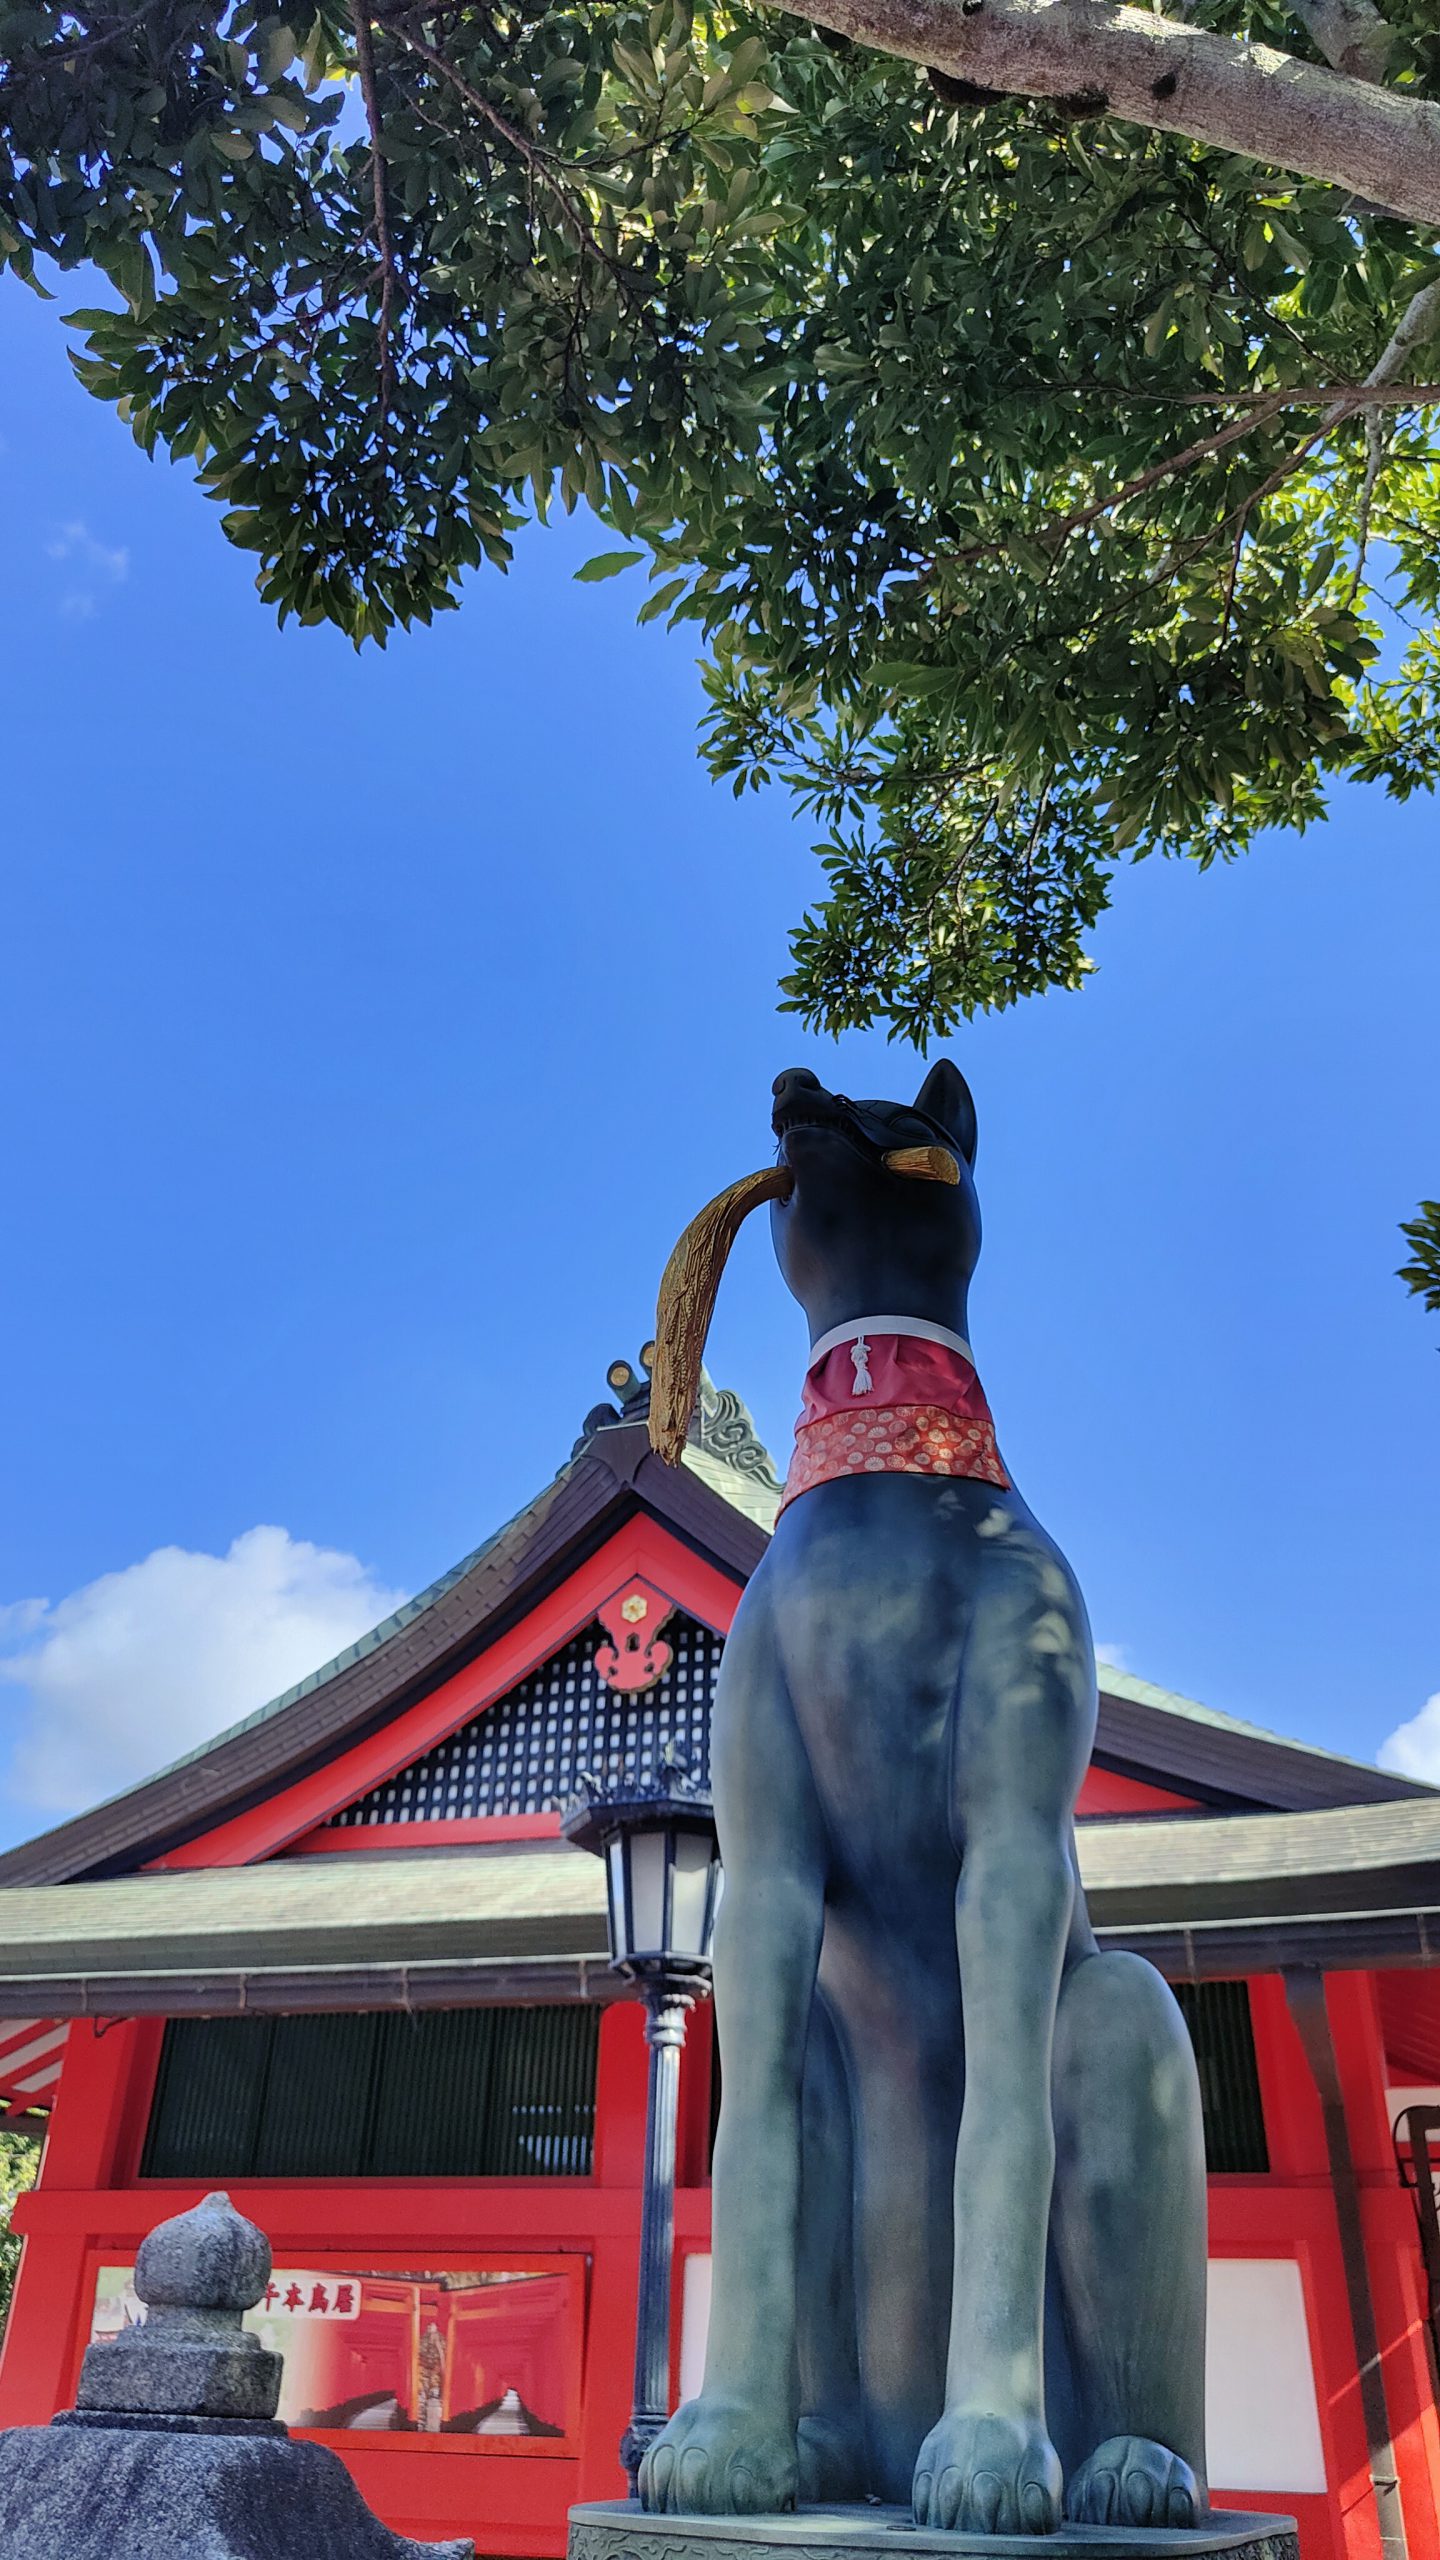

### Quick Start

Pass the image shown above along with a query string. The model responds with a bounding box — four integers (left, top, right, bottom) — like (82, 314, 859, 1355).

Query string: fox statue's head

(648, 1059, 980, 1465)
(768, 1062, 979, 1344)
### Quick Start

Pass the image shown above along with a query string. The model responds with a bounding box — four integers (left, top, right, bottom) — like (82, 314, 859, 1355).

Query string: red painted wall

(5, 1973, 1438, 2560)
(0, 2004, 682, 2554)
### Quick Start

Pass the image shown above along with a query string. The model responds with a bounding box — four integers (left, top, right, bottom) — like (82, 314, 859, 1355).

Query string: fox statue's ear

(914, 1060, 977, 1165)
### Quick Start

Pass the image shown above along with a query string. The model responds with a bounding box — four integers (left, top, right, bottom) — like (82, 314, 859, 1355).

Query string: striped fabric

(0, 2016, 68, 2107)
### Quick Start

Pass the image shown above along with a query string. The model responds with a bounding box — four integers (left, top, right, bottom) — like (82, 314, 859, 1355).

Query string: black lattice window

(1175, 1979, 1269, 2175)
(141, 2005, 600, 2180)
(326, 1615, 722, 1828)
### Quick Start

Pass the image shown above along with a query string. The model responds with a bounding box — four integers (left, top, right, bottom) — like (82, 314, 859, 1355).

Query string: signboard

(89, 2254, 583, 2447)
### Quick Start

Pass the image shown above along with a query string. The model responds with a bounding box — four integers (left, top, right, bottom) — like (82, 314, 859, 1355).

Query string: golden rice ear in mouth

(884, 1144, 960, 1184)
(649, 1165, 795, 1465)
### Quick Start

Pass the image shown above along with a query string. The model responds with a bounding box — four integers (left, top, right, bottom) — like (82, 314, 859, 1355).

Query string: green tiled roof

(1080, 1792, 1440, 1893)
(3, 1795, 1439, 2005)
(1094, 1662, 1420, 1790)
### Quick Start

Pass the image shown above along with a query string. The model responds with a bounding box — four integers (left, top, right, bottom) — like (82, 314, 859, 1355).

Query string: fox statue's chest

(717, 1479, 1014, 1813)
(713, 1469, 1089, 1871)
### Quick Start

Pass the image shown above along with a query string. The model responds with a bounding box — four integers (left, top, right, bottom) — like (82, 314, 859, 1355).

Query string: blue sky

(2, 278, 1438, 1851)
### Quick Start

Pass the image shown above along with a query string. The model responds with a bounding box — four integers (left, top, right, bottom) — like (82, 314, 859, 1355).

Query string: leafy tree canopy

(1399, 1203, 1440, 1316)
(0, 2125, 39, 2339)
(2, 0, 1437, 1297)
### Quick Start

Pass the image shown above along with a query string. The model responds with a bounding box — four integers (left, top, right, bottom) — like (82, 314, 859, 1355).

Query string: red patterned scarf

(779, 1317, 1008, 1515)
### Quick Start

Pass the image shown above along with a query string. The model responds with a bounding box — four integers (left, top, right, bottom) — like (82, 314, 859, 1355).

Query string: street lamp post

(563, 1755, 721, 2498)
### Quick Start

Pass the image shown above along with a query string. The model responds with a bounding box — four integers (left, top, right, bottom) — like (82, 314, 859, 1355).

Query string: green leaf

(575, 548, 646, 582)
(638, 576, 688, 623)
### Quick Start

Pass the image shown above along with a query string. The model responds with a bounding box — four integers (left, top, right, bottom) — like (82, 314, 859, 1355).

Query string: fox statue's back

(641, 1063, 1209, 2536)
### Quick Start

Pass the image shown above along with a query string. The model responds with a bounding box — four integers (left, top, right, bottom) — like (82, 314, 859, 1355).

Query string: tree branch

(349, 0, 399, 421)
(1362, 273, 1440, 391)
(383, 12, 621, 279)
(778, 0, 1440, 226)
(1291, 0, 1394, 85)
(932, 374, 1440, 575)
(1324, 274, 1440, 422)
(1318, 273, 1440, 567)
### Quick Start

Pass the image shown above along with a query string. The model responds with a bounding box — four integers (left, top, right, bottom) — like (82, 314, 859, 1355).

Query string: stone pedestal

(567, 2501, 1299, 2560)
(0, 2191, 473, 2560)
(0, 2415, 473, 2560)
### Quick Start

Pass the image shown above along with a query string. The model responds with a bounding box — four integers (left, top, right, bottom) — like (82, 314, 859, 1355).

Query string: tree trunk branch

(1291, 0, 1394, 85)
(349, 0, 399, 421)
(1364, 274, 1440, 389)
(777, 0, 1440, 227)
(1324, 276, 1440, 423)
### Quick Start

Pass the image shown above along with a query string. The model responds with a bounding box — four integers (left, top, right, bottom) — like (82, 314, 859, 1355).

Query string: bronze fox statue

(642, 1063, 1209, 2534)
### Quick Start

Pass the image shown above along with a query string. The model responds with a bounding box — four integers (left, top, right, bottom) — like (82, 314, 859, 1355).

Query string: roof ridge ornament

(693, 1368, 782, 1492)
(579, 1348, 780, 1495)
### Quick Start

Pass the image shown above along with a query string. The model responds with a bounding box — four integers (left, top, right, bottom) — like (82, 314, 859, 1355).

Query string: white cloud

(0, 1528, 407, 1819)
(1094, 1640, 1130, 1672)
(0, 1599, 48, 1643)
(45, 518, 130, 620)
(1379, 1691, 1440, 1784)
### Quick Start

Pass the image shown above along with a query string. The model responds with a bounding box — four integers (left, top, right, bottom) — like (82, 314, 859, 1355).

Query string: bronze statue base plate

(568, 2501, 1299, 2560)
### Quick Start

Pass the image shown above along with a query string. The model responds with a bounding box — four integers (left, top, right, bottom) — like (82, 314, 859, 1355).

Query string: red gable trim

(283, 1813, 564, 1855)
(1076, 1766, 1200, 1817)
(289, 1764, 1200, 1851)
(149, 1520, 744, 1872)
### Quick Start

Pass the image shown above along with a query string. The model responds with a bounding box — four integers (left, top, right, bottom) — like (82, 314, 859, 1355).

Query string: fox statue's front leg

(913, 1545, 1093, 2536)
(640, 1590, 826, 2518)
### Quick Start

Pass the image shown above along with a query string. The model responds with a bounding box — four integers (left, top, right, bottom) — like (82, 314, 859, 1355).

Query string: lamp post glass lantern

(563, 1755, 720, 2495)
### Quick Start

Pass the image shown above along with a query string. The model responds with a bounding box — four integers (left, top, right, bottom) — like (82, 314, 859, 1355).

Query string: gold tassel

(884, 1144, 960, 1185)
(649, 1166, 794, 1465)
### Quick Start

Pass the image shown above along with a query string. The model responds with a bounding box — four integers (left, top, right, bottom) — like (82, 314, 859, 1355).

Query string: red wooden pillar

(0, 2019, 159, 2426)
(579, 2001, 647, 2503)
(1328, 1973, 1440, 2560)
(1250, 1975, 1385, 2560)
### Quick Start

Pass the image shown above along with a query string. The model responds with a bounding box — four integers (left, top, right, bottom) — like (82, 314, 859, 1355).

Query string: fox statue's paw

(913, 2408, 1063, 2535)
(1067, 2438, 1203, 2528)
(640, 2396, 799, 2516)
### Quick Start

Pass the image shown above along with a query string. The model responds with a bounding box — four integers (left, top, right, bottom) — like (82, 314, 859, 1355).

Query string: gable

(0, 1418, 767, 1888)
(152, 1518, 744, 1870)
(293, 1607, 723, 1849)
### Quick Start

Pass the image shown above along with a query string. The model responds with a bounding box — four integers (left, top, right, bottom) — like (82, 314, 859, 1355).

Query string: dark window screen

(1175, 1979, 1269, 2174)
(141, 2004, 600, 2181)
(706, 1981, 1267, 2176)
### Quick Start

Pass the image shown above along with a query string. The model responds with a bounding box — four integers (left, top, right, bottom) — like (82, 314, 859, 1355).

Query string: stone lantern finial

(77, 2191, 282, 2422)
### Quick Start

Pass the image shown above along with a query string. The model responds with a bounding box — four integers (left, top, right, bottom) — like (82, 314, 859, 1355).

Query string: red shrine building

(2, 1357, 1440, 2560)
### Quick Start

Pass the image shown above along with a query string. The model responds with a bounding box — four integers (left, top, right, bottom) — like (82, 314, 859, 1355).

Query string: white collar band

(808, 1314, 975, 1368)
